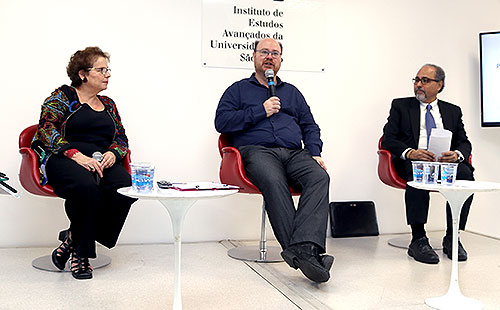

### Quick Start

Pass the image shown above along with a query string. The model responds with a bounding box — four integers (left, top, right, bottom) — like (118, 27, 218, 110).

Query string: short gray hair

(423, 63, 445, 93)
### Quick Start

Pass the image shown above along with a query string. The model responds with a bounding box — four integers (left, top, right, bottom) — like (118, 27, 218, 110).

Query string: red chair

(218, 134, 300, 262)
(18, 125, 131, 271)
(377, 137, 406, 190)
(377, 137, 448, 249)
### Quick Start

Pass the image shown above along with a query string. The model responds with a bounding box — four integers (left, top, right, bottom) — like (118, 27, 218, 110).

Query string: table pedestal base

(425, 292, 483, 310)
(387, 236, 442, 250)
(32, 254, 111, 272)
(228, 245, 283, 262)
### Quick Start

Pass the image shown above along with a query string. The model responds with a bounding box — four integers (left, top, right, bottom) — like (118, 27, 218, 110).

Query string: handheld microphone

(265, 69, 277, 97)
(92, 151, 103, 184)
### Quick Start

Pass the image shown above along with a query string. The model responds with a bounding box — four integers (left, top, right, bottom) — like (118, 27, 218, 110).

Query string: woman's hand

(71, 153, 103, 178)
(101, 151, 116, 169)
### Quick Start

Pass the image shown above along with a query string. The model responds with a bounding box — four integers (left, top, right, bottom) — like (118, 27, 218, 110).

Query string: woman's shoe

(71, 252, 93, 280)
(51, 230, 73, 270)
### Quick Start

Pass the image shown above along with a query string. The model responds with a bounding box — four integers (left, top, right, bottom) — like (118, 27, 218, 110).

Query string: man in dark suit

(382, 64, 474, 264)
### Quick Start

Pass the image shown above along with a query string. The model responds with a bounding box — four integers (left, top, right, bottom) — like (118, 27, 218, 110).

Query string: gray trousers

(239, 146, 330, 252)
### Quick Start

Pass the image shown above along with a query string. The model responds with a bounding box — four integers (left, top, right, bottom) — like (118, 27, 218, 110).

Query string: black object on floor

(329, 201, 379, 238)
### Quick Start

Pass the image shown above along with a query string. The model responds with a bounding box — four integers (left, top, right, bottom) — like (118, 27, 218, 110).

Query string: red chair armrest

(122, 150, 131, 174)
(377, 149, 406, 189)
(219, 146, 260, 193)
(19, 147, 55, 196)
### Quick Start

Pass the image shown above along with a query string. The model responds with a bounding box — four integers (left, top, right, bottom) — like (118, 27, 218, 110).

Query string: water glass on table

(440, 163, 458, 185)
(130, 162, 155, 193)
(424, 162, 440, 184)
(412, 161, 425, 183)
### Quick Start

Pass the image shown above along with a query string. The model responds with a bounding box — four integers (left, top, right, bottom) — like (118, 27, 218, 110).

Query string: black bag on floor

(329, 201, 379, 238)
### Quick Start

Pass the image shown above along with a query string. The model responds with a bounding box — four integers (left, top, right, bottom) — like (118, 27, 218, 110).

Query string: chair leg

(32, 254, 111, 272)
(259, 201, 268, 261)
(227, 200, 283, 263)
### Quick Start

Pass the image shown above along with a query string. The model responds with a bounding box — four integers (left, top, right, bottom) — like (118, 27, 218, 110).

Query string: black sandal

(71, 252, 93, 280)
(51, 230, 73, 270)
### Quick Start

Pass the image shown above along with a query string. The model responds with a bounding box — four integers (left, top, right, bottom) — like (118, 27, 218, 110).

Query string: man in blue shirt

(215, 38, 333, 283)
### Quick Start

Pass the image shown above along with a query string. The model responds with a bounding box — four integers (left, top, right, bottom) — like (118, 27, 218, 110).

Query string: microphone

(265, 69, 277, 97)
(92, 151, 103, 184)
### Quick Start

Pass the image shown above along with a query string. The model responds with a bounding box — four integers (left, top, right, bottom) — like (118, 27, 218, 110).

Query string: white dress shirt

(401, 98, 463, 161)
(417, 99, 443, 150)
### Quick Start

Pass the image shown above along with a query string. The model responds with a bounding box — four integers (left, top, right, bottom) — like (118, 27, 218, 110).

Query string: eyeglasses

(88, 67, 111, 75)
(412, 77, 440, 85)
(256, 49, 281, 58)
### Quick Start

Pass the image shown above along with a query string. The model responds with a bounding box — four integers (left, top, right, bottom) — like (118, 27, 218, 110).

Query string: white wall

(1, 0, 500, 247)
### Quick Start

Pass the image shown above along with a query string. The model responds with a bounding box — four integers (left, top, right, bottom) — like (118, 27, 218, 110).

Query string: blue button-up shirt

(215, 73, 323, 156)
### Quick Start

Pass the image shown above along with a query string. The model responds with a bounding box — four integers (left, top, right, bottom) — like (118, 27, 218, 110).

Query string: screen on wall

(480, 31, 500, 127)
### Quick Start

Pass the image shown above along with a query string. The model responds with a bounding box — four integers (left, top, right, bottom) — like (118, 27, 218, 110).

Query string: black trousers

(239, 146, 330, 252)
(46, 154, 136, 258)
(394, 159, 474, 230)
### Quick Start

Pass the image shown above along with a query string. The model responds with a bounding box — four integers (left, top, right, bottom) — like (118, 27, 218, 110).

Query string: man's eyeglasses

(412, 77, 440, 85)
(256, 49, 281, 58)
(88, 67, 111, 75)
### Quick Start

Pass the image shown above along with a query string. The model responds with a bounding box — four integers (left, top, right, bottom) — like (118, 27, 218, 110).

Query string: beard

(415, 89, 427, 102)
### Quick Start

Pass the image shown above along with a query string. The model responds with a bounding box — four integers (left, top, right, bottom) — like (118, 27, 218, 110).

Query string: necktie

(425, 104, 436, 148)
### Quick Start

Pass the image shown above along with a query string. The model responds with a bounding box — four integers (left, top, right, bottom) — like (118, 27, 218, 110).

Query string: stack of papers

(169, 182, 239, 191)
(428, 128, 452, 159)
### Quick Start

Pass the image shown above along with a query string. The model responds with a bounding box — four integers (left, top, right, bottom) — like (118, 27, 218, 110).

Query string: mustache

(416, 87, 426, 94)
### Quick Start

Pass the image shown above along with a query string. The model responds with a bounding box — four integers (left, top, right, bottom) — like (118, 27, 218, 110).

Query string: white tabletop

(408, 180, 500, 193)
(117, 186, 238, 200)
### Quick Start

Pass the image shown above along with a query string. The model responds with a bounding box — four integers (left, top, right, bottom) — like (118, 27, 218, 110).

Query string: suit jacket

(381, 97, 473, 171)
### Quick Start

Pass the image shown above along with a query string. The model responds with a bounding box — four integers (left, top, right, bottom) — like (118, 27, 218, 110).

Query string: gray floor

(0, 231, 499, 310)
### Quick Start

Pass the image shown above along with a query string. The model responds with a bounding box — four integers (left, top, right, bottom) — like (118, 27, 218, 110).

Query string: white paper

(428, 128, 452, 161)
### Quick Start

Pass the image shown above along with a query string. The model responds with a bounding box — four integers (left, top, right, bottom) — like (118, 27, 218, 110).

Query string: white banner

(202, 0, 326, 72)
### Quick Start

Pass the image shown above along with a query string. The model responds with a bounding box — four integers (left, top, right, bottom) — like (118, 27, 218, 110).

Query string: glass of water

(130, 162, 155, 193)
(424, 162, 440, 184)
(440, 163, 458, 185)
(412, 161, 426, 183)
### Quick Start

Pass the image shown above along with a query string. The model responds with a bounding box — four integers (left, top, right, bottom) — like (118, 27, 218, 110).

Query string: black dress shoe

(408, 236, 439, 264)
(442, 235, 468, 261)
(281, 243, 331, 283)
(320, 254, 334, 271)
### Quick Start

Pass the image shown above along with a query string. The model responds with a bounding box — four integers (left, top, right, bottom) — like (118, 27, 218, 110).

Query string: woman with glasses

(32, 46, 136, 280)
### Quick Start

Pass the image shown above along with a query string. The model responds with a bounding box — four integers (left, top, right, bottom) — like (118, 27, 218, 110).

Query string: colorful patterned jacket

(32, 85, 130, 183)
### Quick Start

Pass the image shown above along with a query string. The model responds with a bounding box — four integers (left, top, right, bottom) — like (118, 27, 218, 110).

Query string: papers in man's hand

(428, 128, 452, 161)
(169, 182, 239, 191)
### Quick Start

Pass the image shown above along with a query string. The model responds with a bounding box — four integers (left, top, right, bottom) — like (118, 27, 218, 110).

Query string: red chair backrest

(19, 125, 56, 196)
(218, 134, 260, 193)
(218, 133, 231, 158)
(19, 125, 37, 148)
(377, 137, 407, 189)
(19, 125, 131, 197)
